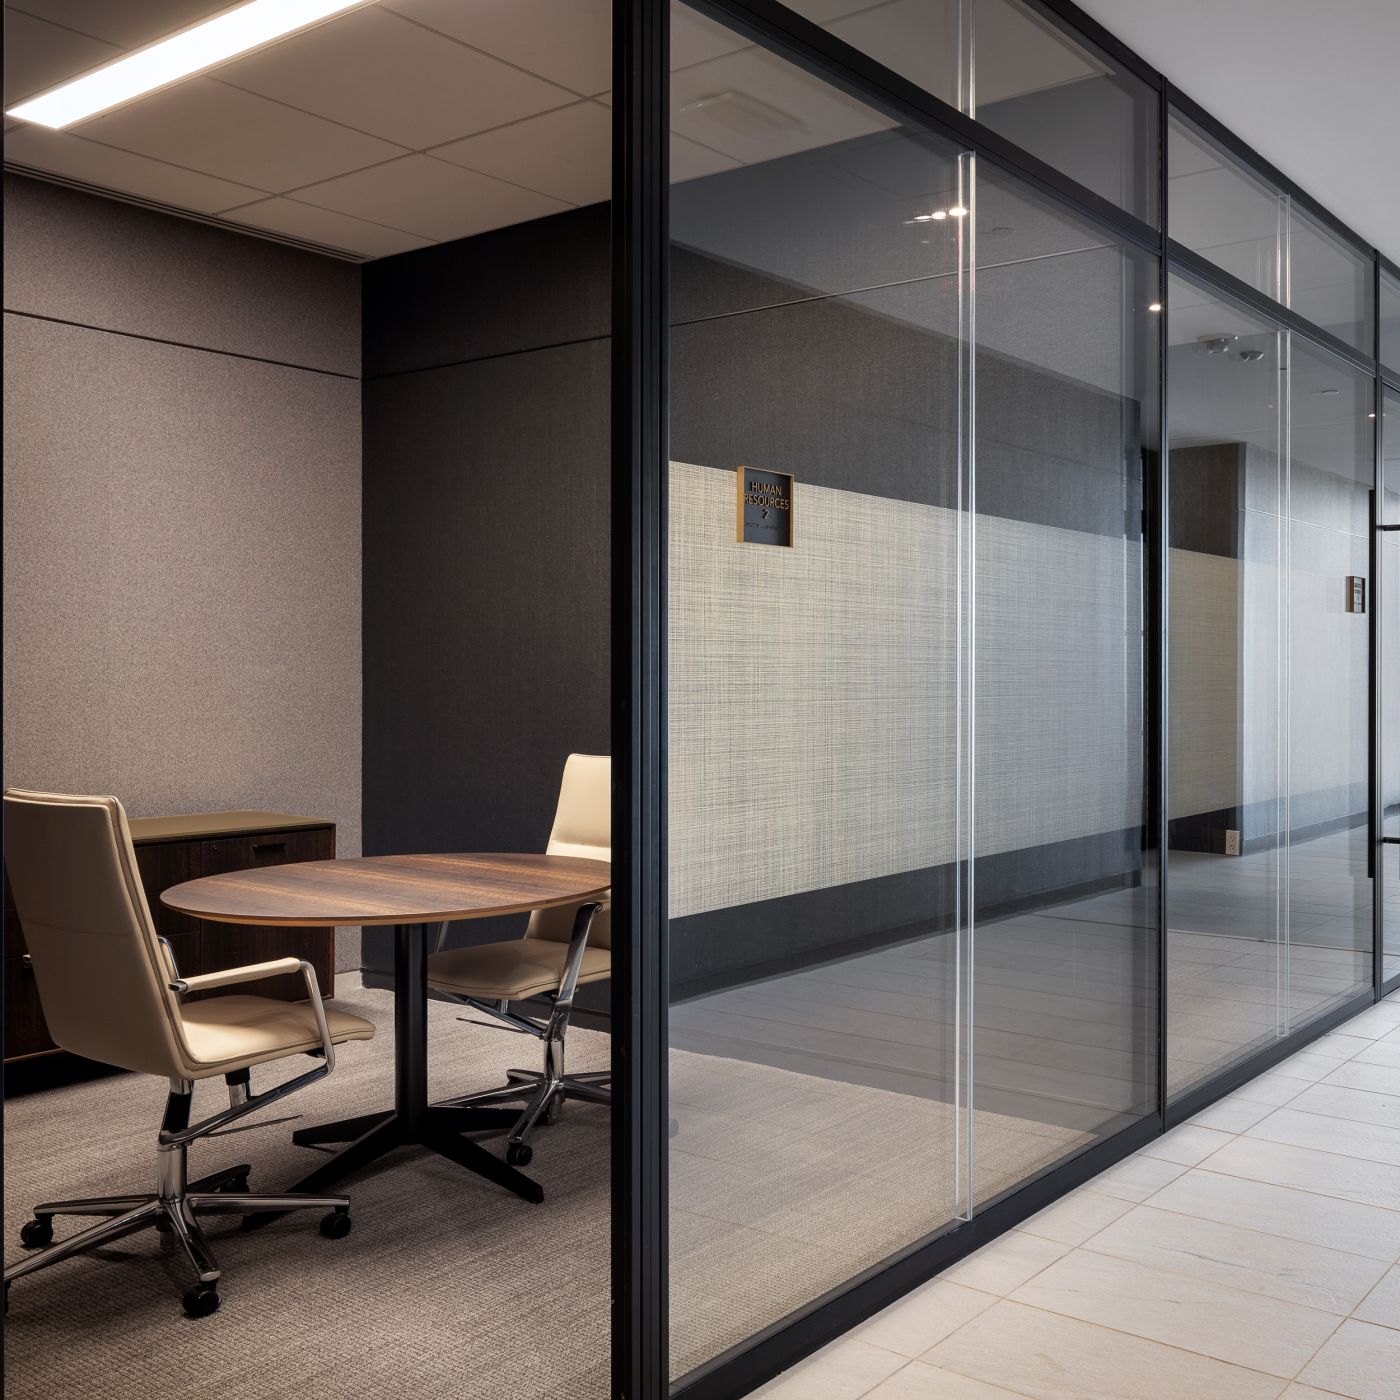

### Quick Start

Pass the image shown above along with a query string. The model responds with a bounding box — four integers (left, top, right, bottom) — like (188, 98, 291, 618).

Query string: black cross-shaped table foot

(246, 923, 541, 1229)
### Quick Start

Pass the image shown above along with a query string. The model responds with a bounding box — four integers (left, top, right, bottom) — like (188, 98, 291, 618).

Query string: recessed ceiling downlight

(6, 0, 369, 129)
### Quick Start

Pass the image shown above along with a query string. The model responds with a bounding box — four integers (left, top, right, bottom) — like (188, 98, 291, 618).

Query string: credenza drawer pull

(21, 953, 32, 969)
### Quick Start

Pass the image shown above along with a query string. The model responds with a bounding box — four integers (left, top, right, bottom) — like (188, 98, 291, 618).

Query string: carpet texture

(5, 986, 1090, 1397)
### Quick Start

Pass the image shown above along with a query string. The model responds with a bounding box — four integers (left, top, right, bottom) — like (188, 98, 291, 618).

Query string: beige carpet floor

(5, 986, 1091, 1398)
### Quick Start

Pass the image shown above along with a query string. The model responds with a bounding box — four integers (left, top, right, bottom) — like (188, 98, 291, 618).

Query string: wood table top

(162, 853, 611, 927)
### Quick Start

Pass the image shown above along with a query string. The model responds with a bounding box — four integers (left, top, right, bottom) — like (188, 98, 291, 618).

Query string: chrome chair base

(4, 1157, 350, 1317)
(439, 1064, 611, 1165)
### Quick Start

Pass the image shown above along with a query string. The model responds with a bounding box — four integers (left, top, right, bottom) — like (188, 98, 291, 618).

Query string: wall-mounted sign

(1346, 576, 1366, 614)
(736, 467, 794, 547)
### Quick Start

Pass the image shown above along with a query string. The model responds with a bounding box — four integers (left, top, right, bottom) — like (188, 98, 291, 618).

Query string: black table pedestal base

(248, 923, 542, 1228)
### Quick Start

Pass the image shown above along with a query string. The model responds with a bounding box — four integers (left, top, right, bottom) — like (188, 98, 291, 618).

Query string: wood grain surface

(162, 853, 611, 927)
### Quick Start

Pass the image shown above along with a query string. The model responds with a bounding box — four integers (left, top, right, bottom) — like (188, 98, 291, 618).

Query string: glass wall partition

(666, 11, 972, 1376)
(665, 2, 1156, 1383)
(1383, 270, 1400, 377)
(1383, 385, 1400, 983)
(1168, 110, 1374, 355)
(783, 0, 1159, 221)
(1166, 272, 1376, 1099)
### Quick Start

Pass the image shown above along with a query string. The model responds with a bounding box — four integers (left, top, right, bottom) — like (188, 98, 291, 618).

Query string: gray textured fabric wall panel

(3, 314, 363, 968)
(3, 174, 360, 376)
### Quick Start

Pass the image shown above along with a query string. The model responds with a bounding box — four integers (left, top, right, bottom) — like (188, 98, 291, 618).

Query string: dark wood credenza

(3, 811, 336, 1064)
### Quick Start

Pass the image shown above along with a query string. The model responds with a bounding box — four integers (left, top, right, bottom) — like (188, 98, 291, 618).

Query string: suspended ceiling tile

(3, 8, 117, 105)
(671, 131, 742, 184)
(432, 100, 609, 207)
(384, 0, 612, 96)
(7, 1, 255, 49)
(293, 152, 572, 243)
(220, 195, 433, 259)
(73, 77, 406, 192)
(670, 6, 751, 70)
(4, 123, 265, 211)
(671, 47, 893, 166)
(221, 6, 576, 151)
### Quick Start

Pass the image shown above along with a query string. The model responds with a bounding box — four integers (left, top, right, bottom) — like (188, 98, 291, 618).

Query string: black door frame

(611, 3, 1396, 1397)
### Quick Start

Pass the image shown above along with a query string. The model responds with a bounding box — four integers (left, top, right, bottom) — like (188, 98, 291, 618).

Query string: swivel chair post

(436, 901, 610, 1166)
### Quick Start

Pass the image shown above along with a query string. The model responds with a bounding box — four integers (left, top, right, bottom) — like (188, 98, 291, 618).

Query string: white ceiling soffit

(1074, 0, 1400, 262)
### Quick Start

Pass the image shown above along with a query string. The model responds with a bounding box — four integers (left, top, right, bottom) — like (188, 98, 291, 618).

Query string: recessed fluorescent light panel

(6, 0, 368, 129)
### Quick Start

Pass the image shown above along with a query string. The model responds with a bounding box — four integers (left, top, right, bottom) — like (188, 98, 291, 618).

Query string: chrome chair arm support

(160, 959, 336, 1146)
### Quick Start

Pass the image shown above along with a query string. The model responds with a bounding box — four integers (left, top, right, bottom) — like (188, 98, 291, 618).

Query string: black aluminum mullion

(611, 1, 669, 1397)
(1169, 240, 1379, 377)
(1154, 70, 1171, 1132)
(1377, 263, 1388, 1003)
(683, 0, 1161, 257)
(1167, 83, 1375, 266)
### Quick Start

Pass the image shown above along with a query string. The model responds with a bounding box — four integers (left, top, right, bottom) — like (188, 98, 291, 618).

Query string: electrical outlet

(1224, 829, 1240, 856)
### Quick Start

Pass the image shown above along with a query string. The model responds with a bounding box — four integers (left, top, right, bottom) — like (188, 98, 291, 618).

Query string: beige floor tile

(1085, 1152, 1186, 1202)
(1310, 1033, 1375, 1061)
(1082, 1204, 1389, 1313)
(1296, 1319, 1400, 1399)
(1352, 1264, 1400, 1329)
(940, 1231, 1069, 1296)
(1333, 1004, 1400, 1041)
(1244, 1107, 1400, 1167)
(1322, 1060, 1400, 1096)
(1230, 1070, 1316, 1107)
(925, 1300, 1287, 1400)
(1140, 1123, 1234, 1166)
(1279, 1386, 1350, 1398)
(1353, 1040, 1400, 1068)
(1146, 1169, 1400, 1261)
(1008, 1248, 1340, 1375)
(749, 1337, 908, 1399)
(1190, 1096, 1276, 1132)
(1015, 1189, 1133, 1247)
(1203, 1136, 1400, 1211)
(865, 1361, 1040, 1399)
(854, 1280, 997, 1358)
(1287, 1082, 1400, 1130)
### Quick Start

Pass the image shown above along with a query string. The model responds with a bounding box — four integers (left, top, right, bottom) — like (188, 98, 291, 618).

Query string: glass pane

(783, 0, 1159, 223)
(1382, 271, 1400, 374)
(1383, 387, 1400, 978)
(1289, 207, 1374, 354)
(1169, 112, 1284, 304)
(1285, 339, 1374, 1026)
(1166, 279, 1286, 1098)
(668, 5, 969, 1380)
(972, 167, 1159, 1199)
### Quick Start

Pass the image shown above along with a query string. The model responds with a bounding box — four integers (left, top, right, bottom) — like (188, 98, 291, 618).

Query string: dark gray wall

(2, 174, 365, 971)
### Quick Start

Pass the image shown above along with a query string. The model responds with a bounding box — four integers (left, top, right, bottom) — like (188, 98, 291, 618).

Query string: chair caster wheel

(506, 1142, 533, 1167)
(182, 1284, 221, 1319)
(319, 1209, 352, 1239)
(19, 1217, 53, 1249)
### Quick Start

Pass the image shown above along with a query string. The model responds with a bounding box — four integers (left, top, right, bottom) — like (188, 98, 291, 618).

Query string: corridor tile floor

(748, 989, 1400, 1400)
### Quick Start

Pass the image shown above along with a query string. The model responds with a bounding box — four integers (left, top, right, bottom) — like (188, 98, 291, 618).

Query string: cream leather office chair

(2, 789, 375, 1317)
(427, 754, 610, 1166)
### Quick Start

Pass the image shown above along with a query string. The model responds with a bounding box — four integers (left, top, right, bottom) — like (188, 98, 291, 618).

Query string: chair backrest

(3, 789, 192, 1078)
(525, 754, 612, 950)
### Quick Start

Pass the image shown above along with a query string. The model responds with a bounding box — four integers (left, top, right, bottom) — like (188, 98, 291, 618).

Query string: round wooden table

(163, 853, 612, 1211)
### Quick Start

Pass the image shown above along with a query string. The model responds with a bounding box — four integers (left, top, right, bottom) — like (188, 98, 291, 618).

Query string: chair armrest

(172, 958, 302, 993)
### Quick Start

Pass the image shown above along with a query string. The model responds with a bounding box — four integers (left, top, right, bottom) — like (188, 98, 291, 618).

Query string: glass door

(1382, 384, 1400, 985)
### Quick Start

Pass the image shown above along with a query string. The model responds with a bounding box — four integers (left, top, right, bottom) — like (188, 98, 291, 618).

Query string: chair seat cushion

(427, 938, 611, 1001)
(179, 995, 374, 1076)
